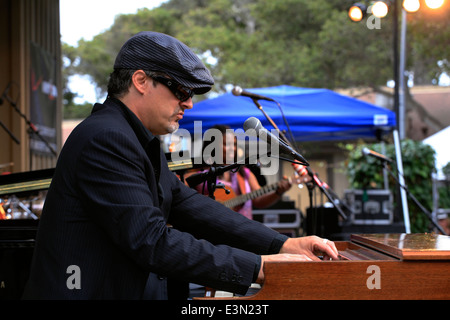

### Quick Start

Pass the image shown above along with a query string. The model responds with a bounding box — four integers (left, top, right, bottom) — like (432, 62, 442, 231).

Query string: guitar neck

(222, 182, 279, 209)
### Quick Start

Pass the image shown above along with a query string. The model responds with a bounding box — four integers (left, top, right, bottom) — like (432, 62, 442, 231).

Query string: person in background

(189, 124, 292, 220)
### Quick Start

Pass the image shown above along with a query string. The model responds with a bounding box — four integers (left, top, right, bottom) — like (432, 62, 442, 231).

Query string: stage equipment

(0, 169, 53, 299)
(344, 189, 393, 225)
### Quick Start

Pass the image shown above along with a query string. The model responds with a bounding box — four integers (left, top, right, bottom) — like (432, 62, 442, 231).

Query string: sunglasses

(153, 76, 195, 102)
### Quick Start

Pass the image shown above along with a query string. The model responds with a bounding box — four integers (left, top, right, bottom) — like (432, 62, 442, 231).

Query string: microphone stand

(0, 90, 20, 145)
(3, 92, 57, 157)
(0, 119, 20, 145)
(249, 98, 348, 221)
(305, 166, 348, 220)
(379, 160, 448, 235)
(186, 160, 251, 200)
(202, 166, 230, 200)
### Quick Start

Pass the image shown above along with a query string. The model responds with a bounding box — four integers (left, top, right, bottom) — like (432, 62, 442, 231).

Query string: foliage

(63, 101, 92, 120)
(61, 0, 450, 103)
(444, 162, 450, 176)
(407, 3, 450, 84)
(345, 139, 437, 232)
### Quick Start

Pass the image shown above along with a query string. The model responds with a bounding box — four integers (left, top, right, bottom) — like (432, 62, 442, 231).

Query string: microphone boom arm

(250, 98, 291, 147)
(249, 100, 348, 221)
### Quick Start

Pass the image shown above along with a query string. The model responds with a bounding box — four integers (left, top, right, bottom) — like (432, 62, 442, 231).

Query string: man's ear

(131, 70, 149, 95)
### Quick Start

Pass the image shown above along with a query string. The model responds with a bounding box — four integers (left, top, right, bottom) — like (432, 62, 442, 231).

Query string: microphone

(232, 86, 276, 102)
(362, 147, 392, 163)
(243, 117, 309, 166)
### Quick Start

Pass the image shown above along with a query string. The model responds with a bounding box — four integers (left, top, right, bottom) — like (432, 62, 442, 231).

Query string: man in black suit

(23, 31, 338, 299)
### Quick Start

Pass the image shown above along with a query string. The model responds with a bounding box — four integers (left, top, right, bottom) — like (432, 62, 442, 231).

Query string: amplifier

(344, 189, 393, 225)
(252, 209, 301, 237)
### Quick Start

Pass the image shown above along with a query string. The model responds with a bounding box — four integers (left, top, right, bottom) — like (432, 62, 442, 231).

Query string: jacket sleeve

(74, 129, 281, 294)
(168, 176, 288, 255)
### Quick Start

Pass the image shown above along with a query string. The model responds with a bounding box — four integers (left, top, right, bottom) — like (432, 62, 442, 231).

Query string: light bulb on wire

(403, 0, 420, 12)
(425, 0, 444, 9)
(372, 1, 389, 18)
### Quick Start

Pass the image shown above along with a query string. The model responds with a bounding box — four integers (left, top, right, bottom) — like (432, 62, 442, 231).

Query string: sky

(60, 0, 168, 103)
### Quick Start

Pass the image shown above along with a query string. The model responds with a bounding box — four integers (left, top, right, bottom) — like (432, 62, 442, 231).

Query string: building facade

(0, 0, 61, 174)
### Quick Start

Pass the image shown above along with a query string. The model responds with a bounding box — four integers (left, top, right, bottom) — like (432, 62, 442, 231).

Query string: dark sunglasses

(153, 76, 194, 102)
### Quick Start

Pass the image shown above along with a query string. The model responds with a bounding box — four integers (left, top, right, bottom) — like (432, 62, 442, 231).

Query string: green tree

(61, 0, 450, 112)
(63, 101, 93, 120)
(407, 4, 450, 84)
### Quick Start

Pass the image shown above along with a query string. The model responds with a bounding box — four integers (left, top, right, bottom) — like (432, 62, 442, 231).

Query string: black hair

(209, 124, 231, 134)
(107, 69, 162, 99)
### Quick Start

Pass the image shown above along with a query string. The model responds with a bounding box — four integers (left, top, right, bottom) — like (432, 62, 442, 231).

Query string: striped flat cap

(114, 31, 214, 94)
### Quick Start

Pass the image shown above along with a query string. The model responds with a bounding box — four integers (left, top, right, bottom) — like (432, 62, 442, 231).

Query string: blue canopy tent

(180, 85, 396, 142)
(177, 85, 412, 232)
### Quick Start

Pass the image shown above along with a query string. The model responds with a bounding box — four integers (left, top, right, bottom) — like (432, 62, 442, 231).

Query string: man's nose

(180, 97, 194, 109)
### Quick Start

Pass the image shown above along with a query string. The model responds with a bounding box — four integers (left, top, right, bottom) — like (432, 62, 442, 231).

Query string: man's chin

(167, 123, 180, 134)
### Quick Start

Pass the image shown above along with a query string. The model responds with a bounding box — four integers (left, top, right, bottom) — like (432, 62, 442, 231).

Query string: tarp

(180, 85, 396, 142)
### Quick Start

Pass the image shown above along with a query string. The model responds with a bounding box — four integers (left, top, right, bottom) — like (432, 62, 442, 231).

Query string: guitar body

(213, 176, 280, 212)
(201, 163, 307, 212)
(213, 187, 243, 212)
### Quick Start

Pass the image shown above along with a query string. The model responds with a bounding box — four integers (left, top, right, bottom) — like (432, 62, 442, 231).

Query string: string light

(403, 0, 420, 12)
(425, 0, 444, 9)
(349, 0, 444, 22)
(349, 3, 366, 22)
(372, 1, 389, 18)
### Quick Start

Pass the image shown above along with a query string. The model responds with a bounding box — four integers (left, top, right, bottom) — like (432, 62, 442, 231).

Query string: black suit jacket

(23, 98, 287, 299)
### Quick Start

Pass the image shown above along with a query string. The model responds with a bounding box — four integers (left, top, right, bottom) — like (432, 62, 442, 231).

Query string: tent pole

(393, 129, 411, 233)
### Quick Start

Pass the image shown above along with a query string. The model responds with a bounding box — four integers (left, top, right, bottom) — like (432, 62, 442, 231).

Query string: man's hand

(280, 236, 339, 261)
(256, 236, 339, 284)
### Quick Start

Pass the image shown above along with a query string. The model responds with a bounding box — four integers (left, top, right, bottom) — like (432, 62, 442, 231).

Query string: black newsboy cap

(114, 31, 214, 94)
